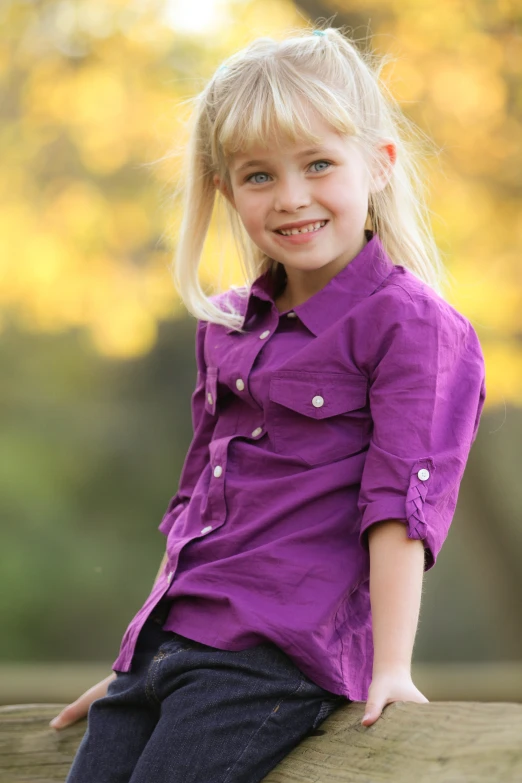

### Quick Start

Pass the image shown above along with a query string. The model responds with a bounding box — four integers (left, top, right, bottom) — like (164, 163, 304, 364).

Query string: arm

(368, 520, 425, 675)
(355, 292, 485, 726)
(360, 519, 429, 726)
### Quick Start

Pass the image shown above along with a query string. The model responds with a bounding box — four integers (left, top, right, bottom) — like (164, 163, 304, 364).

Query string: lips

(274, 220, 329, 236)
(272, 220, 328, 246)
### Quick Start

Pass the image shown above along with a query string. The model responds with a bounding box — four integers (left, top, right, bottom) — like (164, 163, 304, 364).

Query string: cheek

(237, 198, 266, 235)
(321, 181, 368, 219)
(239, 213, 261, 238)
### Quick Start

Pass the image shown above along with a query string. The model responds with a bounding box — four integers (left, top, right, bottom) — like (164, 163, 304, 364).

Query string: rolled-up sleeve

(158, 319, 217, 536)
(357, 286, 486, 570)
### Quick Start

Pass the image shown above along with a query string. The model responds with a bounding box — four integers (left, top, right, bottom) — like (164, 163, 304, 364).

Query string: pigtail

(171, 91, 247, 329)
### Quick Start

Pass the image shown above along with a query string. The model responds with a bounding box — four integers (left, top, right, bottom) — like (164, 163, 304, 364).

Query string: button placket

(240, 317, 277, 414)
(226, 313, 275, 449)
(203, 437, 232, 531)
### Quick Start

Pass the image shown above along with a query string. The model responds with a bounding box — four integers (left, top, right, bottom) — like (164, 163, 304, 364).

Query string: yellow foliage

(43, 181, 109, 246)
(89, 299, 159, 358)
(106, 200, 152, 252)
(381, 58, 425, 103)
(447, 254, 522, 334)
(2, 0, 521, 403)
(429, 61, 507, 122)
(482, 342, 522, 407)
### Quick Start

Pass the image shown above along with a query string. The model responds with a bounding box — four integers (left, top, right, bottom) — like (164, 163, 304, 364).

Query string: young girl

(53, 26, 486, 783)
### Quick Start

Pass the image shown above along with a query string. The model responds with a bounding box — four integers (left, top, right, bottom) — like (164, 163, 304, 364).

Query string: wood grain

(1, 701, 521, 782)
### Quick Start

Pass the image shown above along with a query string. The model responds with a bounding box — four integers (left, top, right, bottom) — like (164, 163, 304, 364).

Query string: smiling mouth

(275, 220, 328, 236)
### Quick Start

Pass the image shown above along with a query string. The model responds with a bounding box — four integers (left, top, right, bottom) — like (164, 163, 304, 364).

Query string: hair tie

(312, 30, 326, 36)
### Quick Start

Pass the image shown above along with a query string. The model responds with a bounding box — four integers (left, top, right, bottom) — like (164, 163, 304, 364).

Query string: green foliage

(0, 318, 197, 662)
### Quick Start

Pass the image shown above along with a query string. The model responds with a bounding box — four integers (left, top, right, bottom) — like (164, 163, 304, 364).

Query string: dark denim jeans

(65, 603, 350, 783)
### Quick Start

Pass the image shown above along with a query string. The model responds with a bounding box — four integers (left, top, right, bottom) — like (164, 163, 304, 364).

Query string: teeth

(279, 220, 327, 236)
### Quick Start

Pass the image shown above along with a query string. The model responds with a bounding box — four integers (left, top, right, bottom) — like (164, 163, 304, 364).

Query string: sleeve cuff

(359, 459, 436, 570)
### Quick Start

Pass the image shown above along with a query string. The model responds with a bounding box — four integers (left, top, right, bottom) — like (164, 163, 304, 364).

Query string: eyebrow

(233, 147, 337, 174)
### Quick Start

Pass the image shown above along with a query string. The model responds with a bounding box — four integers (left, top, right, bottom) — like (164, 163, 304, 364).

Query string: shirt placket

(202, 310, 279, 527)
(164, 310, 279, 565)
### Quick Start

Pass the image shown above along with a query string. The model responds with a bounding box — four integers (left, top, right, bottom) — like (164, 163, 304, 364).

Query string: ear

(369, 139, 396, 194)
(213, 174, 236, 209)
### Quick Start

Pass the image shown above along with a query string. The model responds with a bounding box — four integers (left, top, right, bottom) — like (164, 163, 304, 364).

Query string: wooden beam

(2, 701, 522, 782)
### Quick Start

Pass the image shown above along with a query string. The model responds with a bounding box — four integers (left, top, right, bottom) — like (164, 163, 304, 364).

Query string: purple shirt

(112, 233, 486, 702)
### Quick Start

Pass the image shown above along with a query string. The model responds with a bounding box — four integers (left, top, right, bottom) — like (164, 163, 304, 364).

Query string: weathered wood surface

(1, 701, 522, 782)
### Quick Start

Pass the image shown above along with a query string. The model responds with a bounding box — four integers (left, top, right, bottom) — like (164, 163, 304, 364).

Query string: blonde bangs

(213, 59, 358, 168)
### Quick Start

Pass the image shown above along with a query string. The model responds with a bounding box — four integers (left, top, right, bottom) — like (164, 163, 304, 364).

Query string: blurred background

(1, 0, 521, 706)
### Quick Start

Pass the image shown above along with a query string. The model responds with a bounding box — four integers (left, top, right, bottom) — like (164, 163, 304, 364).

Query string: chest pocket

(268, 371, 368, 466)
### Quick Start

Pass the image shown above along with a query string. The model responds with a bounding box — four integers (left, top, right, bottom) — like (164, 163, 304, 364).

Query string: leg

(128, 633, 349, 783)
(65, 616, 169, 783)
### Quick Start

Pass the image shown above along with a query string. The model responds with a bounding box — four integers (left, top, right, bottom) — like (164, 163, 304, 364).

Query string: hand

(361, 669, 429, 727)
(49, 672, 117, 730)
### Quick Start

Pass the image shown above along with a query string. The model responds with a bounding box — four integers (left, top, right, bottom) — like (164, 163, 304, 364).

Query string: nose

(273, 174, 311, 213)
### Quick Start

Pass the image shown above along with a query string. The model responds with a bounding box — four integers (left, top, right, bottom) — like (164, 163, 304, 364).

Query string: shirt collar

(226, 232, 395, 337)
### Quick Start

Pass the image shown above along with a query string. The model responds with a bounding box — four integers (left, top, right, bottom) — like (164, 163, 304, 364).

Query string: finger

(49, 703, 81, 730)
(49, 674, 115, 729)
(361, 702, 382, 726)
(50, 693, 93, 729)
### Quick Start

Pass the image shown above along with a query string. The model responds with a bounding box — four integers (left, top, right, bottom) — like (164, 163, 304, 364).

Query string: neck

(274, 230, 370, 310)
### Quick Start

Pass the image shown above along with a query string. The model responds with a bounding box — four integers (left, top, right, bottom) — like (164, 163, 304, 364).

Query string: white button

(236, 379, 245, 391)
(167, 570, 174, 583)
(287, 311, 297, 318)
(207, 392, 213, 405)
(201, 525, 213, 534)
(418, 469, 430, 481)
(312, 395, 324, 408)
(251, 427, 262, 437)
(213, 465, 223, 478)
(259, 330, 270, 339)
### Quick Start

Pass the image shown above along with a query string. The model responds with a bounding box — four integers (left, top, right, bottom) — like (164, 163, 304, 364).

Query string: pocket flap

(269, 371, 367, 419)
(204, 367, 219, 415)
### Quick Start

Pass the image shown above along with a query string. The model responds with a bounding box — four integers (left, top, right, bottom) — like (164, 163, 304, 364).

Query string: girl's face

(219, 112, 394, 281)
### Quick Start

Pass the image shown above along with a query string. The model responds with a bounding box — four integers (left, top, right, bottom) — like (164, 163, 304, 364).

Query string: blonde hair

(170, 25, 447, 331)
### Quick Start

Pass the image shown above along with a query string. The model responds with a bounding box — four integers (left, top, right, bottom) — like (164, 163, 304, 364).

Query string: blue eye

(311, 160, 331, 172)
(245, 160, 331, 184)
(247, 172, 270, 184)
